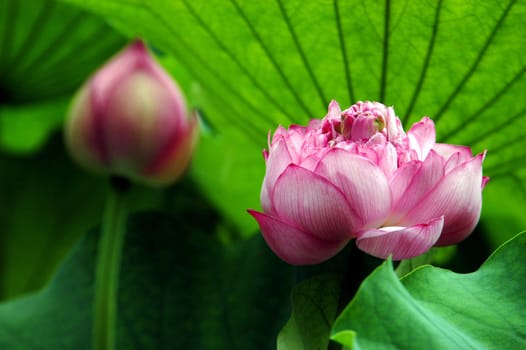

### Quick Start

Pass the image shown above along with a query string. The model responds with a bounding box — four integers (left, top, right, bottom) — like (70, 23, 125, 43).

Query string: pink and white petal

(433, 143, 473, 162)
(271, 125, 289, 142)
(377, 142, 398, 178)
(351, 116, 376, 140)
(443, 149, 484, 174)
(266, 137, 294, 184)
(260, 185, 273, 215)
(408, 117, 436, 160)
(90, 42, 142, 101)
(315, 149, 391, 229)
(404, 154, 485, 246)
(248, 210, 349, 265)
(386, 106, 405, 141)
(390, 150, 445, 220)
(389, 161, 420, 204)
(365, 134, 398, 177)
(262, 137, 293, 212)
(327, 100, 342, 120)
(444, 152, 465, 173)
(263, 148, 269, 161)
(285, 127, 309, 160)
(299, 153, 323, 172)
(482, 176, 490, 189)
(356, 216, 444, 260)
(322, 101, 342, 138)
(307, 118, 322, 131)
(272, 164, 357, 240)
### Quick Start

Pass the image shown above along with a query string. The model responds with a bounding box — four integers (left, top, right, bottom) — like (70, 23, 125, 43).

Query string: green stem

(395, 249, 435, 278)
(328, 246, 382, 350)
(93, 176, 130, 350)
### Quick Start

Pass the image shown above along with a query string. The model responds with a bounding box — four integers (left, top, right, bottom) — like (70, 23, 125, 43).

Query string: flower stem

(395, 250, 435, 278)
(93, 176, 130, 350)
(328, 246, 381, 350)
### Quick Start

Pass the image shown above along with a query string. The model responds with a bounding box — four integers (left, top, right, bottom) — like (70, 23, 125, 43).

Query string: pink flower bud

(65, 40, 198, 186)
(248, 100, 488, 265)
(341, 101, 402, 142)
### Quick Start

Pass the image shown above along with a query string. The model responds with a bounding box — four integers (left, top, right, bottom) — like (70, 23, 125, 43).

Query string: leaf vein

(433, 0, 517, 123)
(441, 66, 526, 142)
(485, 152, 526, 175)
(15, 12, 86, 81)
(333, 0, 354, 103)
(7, 1, 55, 71)
(141, 3, 269, 142)
(402, 0, 442, 125)
(379, 0, 390, 101)
(0, 0, 18, 80)
(230, 0, 316, 119)
(486, 132, 526, 155)
(276, 0, 328, 110)
(461, 106, 526, 147)
(181, 0, 295, 124)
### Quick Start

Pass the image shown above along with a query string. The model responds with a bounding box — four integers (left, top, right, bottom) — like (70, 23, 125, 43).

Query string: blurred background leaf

(0, 136, 164, 300)
(57, 0, 526, 244)
(0, 209, 293, 350)
(0, 138, 105, 300)
(0, 0, 129, 299)
(0, 0, 125, 153)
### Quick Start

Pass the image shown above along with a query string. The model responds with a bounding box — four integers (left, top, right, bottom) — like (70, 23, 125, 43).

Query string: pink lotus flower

(248, 101, 488, 265)
(65, 40, 198, 186)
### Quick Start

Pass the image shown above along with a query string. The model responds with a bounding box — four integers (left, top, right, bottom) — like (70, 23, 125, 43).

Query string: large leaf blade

(331, 232, 526, 349)
(58, 0, 526, 235)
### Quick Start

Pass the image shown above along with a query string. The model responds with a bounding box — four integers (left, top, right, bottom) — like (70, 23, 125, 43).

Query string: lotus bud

(65, 40, 198, 186)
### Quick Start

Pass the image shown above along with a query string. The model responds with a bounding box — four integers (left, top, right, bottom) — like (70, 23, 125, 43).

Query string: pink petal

(327, 100, 342, 120)
(444, 151, 465, 173)
(322, 101, 343, 138)
(298, 153, 323, 172)
(389, 150, 445, 222)
(248, 210, 348, 265)
(271, 164, 357, 240)
(404, 154, 485, 246)
(441, 147, 480, 174)
(90, 42, 142, 103)
(433, 143, 472, 162)
(263, 148, 269, 161)
(143, 113, 199, 185)
(260, 185, 273, 214)
(385, 106, 405, 142)
(407, 117, 436, 160)
(307, 118, 322, 131)
(271, 125, 289, 141)
(104, 72, 181, 171)
(376, 141, 398, 178)
(482, 176, 490, 189)
(284, 126, 309, 160)
(356, 216, 444, 260)
(315, 148, 391, 230)
(261, 137, 293, 213)
(390, 160, 419, 200)
(351, 115, 378, 140)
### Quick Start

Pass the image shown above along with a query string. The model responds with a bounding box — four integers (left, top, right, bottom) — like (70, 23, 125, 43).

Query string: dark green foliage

(0, 209, 293, 349)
